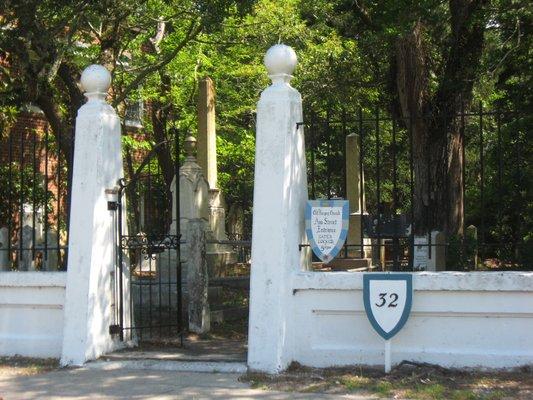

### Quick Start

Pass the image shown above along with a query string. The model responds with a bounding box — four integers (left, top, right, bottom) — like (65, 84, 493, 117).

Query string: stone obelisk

(197, 77, 234, 276)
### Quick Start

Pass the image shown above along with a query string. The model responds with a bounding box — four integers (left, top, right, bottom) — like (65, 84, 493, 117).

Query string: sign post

(305, 200, 349, 263)
(363, 273, 413, 373)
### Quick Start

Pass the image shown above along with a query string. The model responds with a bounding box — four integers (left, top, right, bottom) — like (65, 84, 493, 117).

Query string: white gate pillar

(247, 45, 309, 373)
(61, 65, 125, 366)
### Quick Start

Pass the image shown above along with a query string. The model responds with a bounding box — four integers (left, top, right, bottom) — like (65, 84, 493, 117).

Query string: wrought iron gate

(111, 137, 184, 343)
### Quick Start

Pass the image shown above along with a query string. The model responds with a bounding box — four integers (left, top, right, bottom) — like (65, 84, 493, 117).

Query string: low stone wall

(0, 272, 66, 358)
(289, 271, 533, 369)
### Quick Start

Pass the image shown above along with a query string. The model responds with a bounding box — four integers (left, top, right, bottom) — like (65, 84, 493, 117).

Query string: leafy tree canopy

(1, 0, 530, 257)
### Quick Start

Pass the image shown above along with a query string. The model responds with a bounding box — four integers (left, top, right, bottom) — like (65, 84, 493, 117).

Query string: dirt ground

(241, 362, 533, 400)
(0, 356, 59, 377)
(2, 354, 531, 400)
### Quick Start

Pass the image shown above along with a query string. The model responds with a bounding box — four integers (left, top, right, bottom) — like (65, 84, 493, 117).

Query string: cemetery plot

(303, 107, 529, 272)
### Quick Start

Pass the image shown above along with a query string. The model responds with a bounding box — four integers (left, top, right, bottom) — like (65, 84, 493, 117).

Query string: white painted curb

(86, 359, 248, 374)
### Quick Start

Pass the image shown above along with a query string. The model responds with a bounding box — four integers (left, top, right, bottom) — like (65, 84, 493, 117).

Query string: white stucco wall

(0, 272, 66, 358)
(289, 271, 533, 369)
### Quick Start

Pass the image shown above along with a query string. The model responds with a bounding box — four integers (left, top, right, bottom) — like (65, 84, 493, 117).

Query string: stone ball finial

(184, 135, 197, 158)
(264, 44, 297, 78)
(80, 65, 111, 95)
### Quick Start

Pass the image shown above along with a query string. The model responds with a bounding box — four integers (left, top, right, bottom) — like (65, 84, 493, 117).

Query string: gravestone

(19, 204, 46, 270)
(43, 229, 59, 271)
(19, 225, 35, 271)
(186, 219, 210, 334)
(196, 77, 235, 276)
(413, 230, 446, 271)
(35, 228, 56, 271)
(227, 204, 245, 238)
(22, 204, 44, 244)
(466, 225, 478, 267)
(161, 136, 210, 328)
(197, 77, 217, 190)
(0, 227, 9, 271)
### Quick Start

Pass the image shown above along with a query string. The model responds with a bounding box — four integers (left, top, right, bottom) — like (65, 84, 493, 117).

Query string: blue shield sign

(305, 200, 349, 263)
(363, 274, 413, 340)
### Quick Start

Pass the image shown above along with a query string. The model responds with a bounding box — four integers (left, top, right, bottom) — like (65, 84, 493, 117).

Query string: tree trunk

(150, 72, 175, 189)
(395, 0, 487, 239)
(409, 110, 464, 237)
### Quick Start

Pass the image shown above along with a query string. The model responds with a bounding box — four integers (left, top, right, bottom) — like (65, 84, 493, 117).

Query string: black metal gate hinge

(109, 324, 121, 335)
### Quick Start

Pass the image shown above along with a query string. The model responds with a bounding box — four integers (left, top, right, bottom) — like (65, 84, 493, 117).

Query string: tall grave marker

(196, 77, 234, 276)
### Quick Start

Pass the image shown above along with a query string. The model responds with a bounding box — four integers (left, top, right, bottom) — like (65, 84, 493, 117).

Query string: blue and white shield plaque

(363, 274, 413, 340)
(305, 200, 349, 263)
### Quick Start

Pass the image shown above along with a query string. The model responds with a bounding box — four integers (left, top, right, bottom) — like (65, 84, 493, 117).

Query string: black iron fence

(0, 123, 72, 271)
(305, 103, 531, 271)
(224, 232, 252, 265)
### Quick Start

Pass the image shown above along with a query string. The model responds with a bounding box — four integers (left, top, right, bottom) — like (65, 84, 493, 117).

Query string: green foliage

(0, 0, 530, 263)
(0, 163, 54, 227)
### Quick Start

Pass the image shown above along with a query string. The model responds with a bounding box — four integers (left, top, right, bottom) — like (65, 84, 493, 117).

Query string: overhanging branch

(112, 22, 202, 107)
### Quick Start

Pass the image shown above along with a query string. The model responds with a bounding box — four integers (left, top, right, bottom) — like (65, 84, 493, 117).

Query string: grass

(340, 375, 372, 390)
(240, 362, 532, 400)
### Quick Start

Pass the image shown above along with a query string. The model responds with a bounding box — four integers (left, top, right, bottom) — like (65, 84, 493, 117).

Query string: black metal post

(19, 128, 25, 269)
(408, 114, 414, 270)
(117, 183, 125, 341)
(358, 108, 364, 260)
(479, 101, 485, 264)
(8, 128, 13, 269)
(391, 118, 399, 270)
(375, 109, 382, 269)
(173, 128, 183, 346)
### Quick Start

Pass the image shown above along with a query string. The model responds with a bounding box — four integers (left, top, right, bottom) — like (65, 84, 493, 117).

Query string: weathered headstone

(186, 218, 210, 334)
(413, 236, 429, 270)
(0, 227, 10, 271)
(37, 228, 60, 271)
(19, 225, 34, 271)
(428, 231, 446, 271)
(22, 204, 44, 244)
(227, 204, 245, 238)
(413, 231, 446, 271)
(164, 136, 210, 322)
(169, 136, 210, 236)
(466, 225, 478, 267)
(45, 229, 59, 271)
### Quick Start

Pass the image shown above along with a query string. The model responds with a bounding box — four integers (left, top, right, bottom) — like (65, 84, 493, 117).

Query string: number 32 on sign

(363, 273, 413, 373)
